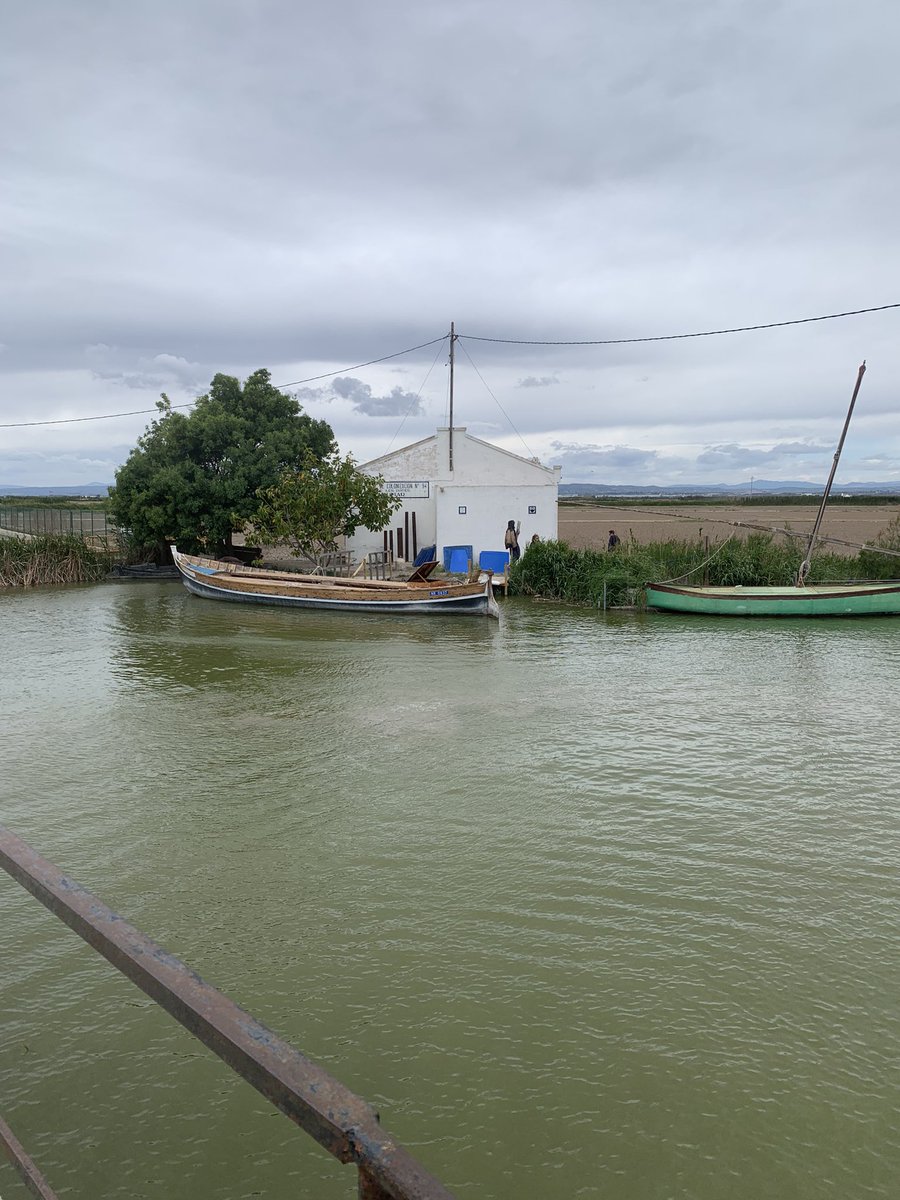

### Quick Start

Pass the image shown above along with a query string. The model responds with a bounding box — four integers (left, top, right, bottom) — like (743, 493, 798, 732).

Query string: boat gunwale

(647, 582, 900, 600)
(171, 547, 498, 615)
(175, 550, 441, 591)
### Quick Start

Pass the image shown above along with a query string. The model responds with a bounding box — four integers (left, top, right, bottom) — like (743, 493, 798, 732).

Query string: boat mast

(796, 360, 867, 585)
(448, 321, 456, 472)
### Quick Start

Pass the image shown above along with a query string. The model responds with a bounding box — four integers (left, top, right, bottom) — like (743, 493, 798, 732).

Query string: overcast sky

(3, 0, 899, 488)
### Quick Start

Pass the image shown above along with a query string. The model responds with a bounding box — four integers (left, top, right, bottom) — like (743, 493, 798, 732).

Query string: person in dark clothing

(504, 519, 521, 561)
(607, 529, 621, 550)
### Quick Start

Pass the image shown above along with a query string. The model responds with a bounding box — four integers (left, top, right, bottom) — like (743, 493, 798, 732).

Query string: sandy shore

(558, 502, 899, 556)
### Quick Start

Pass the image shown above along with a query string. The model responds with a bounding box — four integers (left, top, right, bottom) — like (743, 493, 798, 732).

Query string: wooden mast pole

(796, 360, 867, 585)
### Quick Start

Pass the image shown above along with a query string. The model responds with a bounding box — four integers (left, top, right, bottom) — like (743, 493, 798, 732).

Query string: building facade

(346, 427, 561, 565)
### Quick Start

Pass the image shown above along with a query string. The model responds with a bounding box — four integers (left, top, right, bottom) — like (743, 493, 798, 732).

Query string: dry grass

(0, 534, 115, 588)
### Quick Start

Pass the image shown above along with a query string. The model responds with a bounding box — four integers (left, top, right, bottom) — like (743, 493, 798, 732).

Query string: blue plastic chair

(442, 544, 473, 571)
(478, 550, 510, 574)
(447, 547, 471, 574)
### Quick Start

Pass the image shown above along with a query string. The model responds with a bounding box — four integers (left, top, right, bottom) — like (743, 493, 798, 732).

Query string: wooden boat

(646, 362, 900, 617)
(645, 581, 900, 617)
(172, 547, 500, 617)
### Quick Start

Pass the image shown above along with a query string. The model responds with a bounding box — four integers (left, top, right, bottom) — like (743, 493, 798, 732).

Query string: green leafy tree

(109, 370, 334, 557)
(246, 451, 402, 563)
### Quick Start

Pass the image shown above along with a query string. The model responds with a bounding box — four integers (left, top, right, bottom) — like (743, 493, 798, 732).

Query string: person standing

(607, 529, 621, 550)
(505, 519, 521, 561)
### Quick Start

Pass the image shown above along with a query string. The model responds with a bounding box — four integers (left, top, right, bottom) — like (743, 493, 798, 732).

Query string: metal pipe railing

(0, 1113, 61, 1200)
(0, 825, 455, 1200)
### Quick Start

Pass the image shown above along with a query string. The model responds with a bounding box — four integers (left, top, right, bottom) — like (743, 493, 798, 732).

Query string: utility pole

(448, 321, 456, 472)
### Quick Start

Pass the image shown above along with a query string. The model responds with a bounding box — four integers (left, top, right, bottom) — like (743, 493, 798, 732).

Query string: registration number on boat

(429, 589, 449, 597)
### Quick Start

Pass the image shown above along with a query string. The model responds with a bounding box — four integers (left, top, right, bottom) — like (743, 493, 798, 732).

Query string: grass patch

(0, 535, 116, 588)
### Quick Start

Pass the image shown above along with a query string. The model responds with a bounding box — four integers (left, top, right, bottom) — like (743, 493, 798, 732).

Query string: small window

(458, 506, 467, 515)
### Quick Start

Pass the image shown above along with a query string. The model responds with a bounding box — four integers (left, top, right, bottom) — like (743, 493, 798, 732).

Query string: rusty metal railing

(0, 826, 455, 1200)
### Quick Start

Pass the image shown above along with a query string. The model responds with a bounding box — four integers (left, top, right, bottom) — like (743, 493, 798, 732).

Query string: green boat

(647, 361, 900, 618)
(645, 582, 900, 617)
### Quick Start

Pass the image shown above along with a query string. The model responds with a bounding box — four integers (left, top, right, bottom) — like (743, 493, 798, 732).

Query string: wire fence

(0, 506, 115, 542)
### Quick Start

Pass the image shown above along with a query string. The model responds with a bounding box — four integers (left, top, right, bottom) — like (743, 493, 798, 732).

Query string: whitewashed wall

(346, 427, 560, 564)
(436, 483, 557, 561)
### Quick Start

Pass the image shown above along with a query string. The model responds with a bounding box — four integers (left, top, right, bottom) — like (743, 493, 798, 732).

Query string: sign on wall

(383, 481, 430, 499)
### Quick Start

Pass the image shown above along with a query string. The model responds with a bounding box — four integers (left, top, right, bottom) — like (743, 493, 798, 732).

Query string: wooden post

(397, 527, 404, 560)
(404, 512, 410, 561)
(411, 512, 418, 561)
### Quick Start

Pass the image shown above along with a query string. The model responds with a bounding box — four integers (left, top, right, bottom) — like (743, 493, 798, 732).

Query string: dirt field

(558, 502, 900, 556)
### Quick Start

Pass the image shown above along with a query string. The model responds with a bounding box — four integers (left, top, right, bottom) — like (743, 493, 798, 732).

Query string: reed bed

(509, 534, 886, 608)
(0, 534, 116, 588)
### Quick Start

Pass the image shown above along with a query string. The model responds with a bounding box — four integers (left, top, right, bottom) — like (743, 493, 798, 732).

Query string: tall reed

(510, 535, 870, 607)
(0, 535, 115, 588)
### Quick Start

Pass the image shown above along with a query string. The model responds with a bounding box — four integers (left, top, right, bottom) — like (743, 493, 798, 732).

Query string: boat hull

(646, 583, 900, 617)
(172, 548, 499, 617)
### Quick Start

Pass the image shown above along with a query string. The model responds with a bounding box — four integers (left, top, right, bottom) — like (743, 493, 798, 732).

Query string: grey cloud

(85, 346, 207, 393)
(551, 442, 661, 476)
(292, 386, 329, 404)
(859, 454, 900, 470)
(3, 2, 900, 485)
(0, 450, 124, 487)
(516, 376, 559, 389)
(330, 377, 424, 418)
(697, 441, 832, 469)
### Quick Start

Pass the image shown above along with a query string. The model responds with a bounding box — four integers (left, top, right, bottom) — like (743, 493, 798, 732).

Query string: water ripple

(1, 586, 899, 1198)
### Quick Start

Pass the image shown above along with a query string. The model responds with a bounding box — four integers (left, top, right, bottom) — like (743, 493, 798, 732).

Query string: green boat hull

(646, 583, 900, 617)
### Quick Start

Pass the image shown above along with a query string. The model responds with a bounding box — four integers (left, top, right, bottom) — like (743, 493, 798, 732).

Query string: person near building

(529, 534, 541, 549)
(607, 529, 621, 551)
(504, 519, 521, 561)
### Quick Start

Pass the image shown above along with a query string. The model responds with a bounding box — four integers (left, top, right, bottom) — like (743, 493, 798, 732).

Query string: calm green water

(1, 582, 898, 1200)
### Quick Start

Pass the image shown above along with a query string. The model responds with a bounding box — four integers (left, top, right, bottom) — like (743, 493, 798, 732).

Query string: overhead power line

(2, 300, 899, 429)
(0, 335, 449, 429)
(274, 335, 448, 388)
(459, 302, 900, 345)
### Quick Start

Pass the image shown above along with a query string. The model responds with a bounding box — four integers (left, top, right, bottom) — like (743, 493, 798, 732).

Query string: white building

(346, 426, 561, 566)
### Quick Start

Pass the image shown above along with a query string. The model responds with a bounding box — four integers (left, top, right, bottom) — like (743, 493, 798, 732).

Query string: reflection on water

(1, 582, 899, 1199)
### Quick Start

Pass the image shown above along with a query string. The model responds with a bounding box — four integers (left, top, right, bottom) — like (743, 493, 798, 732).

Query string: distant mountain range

(560, 480, 900, 497)
(3, 479, 899, 500)
(0, 484, 111, 496)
